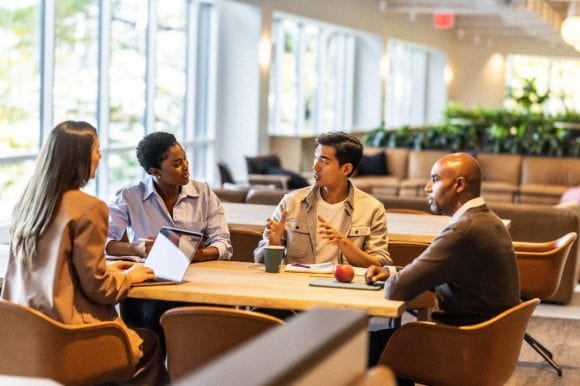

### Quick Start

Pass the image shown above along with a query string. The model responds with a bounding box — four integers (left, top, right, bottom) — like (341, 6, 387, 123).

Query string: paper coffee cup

(264, 245, 285, 273)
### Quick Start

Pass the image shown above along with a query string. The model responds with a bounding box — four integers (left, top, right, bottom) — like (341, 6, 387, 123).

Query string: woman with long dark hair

(1, 120, 168, 385)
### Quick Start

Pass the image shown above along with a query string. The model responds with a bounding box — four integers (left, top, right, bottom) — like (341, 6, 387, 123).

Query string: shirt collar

(142, 175, 199, 201)
(449, 196, 486, 224)
(305, 181, 355, 212)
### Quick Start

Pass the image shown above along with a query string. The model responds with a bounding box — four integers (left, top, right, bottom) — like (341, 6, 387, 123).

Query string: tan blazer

(1, 190, 143, 361)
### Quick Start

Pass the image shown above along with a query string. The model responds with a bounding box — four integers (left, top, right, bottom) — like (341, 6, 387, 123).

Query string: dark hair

(11, 120, 97, 265)
(315, 132, 363, 176)
(136, 132, 179, 173)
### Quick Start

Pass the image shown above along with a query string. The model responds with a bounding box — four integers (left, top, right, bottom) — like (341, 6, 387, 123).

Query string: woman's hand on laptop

(127, 265, 156, 285)
(108, 261, 136, 272)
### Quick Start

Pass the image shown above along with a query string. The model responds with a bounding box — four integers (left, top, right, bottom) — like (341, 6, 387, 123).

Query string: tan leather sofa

(351, 147, 580, 205)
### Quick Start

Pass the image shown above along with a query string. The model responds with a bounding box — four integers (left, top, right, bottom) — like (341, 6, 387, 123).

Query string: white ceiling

(375, 0, 573, 47)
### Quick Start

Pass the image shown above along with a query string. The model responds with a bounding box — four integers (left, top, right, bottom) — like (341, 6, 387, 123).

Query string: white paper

(284, 262, 367, 276)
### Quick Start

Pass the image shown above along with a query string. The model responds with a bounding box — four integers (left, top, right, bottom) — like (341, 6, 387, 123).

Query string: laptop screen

(142, 226, 203, 282)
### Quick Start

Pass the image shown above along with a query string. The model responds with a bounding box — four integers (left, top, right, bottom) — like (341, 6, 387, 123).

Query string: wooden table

(128, 260, 407, 318)
(223, 202, 510, 243)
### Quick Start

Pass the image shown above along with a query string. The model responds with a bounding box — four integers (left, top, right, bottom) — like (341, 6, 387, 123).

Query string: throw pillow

(356, 152, 387, 176)
(245, 155, 281, 174)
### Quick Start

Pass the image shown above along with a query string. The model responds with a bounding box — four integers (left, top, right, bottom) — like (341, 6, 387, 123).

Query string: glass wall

(505, 54, 580, 114)
(0, 0, 217, 224)
(268, 14, 356, 136)
(384, 39, 447, 129)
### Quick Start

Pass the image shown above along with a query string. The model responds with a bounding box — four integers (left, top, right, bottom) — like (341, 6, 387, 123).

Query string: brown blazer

(1, 190, 143, 361)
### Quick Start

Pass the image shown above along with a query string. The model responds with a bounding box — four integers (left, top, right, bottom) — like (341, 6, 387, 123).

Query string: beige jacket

(1, 190, 143, 361)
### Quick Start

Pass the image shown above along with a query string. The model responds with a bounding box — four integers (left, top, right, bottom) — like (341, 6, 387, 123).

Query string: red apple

(333, 264, 354, 283)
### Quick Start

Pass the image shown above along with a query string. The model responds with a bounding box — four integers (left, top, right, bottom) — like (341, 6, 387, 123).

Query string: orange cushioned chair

(160, 306, 283, 383)
(386, 240, 434, 321)
(0, 299, 135, 386)
(229, 228, 263, 263)
(378, 298, 539, 386)
(513, 231, 577, 376)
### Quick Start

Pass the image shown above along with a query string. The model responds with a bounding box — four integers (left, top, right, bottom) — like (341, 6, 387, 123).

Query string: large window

(505, 54, 580, 114)
(0, 0, 217, 224)
(268, 14, 356, 136)
(384, 39, 447, 129)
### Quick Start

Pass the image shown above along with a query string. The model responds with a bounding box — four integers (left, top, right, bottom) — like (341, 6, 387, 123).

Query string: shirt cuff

(383, 265, 397, 277)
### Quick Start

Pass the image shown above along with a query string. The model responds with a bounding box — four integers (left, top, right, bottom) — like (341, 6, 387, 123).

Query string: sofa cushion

(521, 156, 580, 186)
(481, 181, 519, 203)
(351, 175, 401, 196)
(385, 148, 409, 179)
(476, 153, 522, 185)
(399, 178, 429, 198)
(407, 150, 449, 179)
(356, 151, 387, 176)
(519, 184, 569, 205)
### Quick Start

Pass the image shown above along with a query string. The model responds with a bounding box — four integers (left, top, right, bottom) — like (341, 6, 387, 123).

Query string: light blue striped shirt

(107, 175, 232, 260)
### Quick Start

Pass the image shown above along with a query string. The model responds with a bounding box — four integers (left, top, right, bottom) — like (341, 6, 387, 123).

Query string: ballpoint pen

(291, 263, 311, 269)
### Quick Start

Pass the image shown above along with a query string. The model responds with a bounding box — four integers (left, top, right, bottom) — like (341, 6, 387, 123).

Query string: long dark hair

(10, 120, 97, 265)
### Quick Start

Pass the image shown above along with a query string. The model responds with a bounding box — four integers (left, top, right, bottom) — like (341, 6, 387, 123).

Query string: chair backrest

(513, 232, 577, 299)
(379, 298, 539, 386)
(0, 300, 134, 386)
(230, 228, 263, 262)
(387, 240, 430, 267)
(217, 161, 236, 185)
(212, 187, 249, 203)
(160, 306, 283, 383)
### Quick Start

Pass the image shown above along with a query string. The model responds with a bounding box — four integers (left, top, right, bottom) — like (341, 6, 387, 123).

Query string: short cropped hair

(136, 132, 179, 172)
(315, 132, 363, 176)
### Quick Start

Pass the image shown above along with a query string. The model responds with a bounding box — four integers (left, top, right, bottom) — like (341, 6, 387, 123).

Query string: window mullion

(145, 0, 157, 135)
(97, 0, 112, 198)
(184, 0, 198, 143)
(295, 24, 305, 136)
(40, 0, 56, 146)
(315, 31, 325, 134)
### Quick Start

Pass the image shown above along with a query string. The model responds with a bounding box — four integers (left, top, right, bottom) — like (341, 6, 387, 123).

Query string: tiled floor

(534, 284, 580, 320)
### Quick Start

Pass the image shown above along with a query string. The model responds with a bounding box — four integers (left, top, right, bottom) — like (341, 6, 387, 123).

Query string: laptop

(137, 226, 203, 285)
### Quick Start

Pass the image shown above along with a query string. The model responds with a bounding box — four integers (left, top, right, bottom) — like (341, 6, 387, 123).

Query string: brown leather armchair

(160, 306, 283, 383)
(230, 228, 263, 262)
(513, 231, 578, 376)
(0, 300, 135, 385)
(379, 298, 539, 386)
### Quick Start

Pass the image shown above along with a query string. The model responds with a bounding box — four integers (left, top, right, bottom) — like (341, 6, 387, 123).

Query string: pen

(292, 263, 311, 269)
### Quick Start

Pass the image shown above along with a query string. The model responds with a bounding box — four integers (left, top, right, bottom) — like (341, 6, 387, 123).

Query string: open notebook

(137, 226, 203, 284)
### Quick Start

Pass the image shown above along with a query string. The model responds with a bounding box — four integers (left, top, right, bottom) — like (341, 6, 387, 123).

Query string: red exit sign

(434, 12, 455, 29)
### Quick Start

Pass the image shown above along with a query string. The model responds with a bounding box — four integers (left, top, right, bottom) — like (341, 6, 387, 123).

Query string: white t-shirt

(315, 190, 348, 264)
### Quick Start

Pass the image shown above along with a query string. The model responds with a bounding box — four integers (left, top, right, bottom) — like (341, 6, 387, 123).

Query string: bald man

(366, 153, 521, 366)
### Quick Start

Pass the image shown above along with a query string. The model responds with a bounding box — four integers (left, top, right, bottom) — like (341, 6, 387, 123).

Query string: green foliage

(363, 106, 580, 157)
(506, 78, 550, 114)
